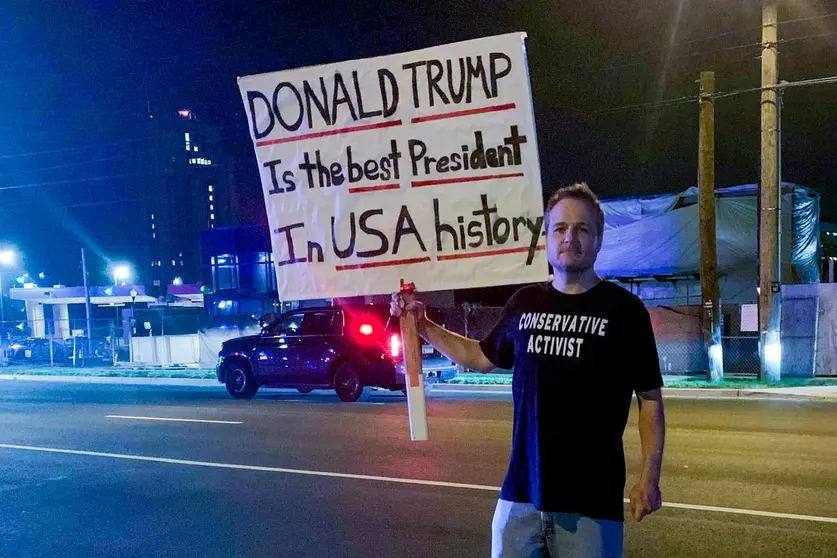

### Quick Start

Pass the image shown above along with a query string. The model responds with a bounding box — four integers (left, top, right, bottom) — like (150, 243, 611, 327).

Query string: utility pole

(81, 248, 94, 363)
(759, 0, 781, 381)
(698, 71, 723, 383)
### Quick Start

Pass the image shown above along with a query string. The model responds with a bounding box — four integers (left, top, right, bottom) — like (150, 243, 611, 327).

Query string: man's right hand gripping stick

(399, 280, 429, 441)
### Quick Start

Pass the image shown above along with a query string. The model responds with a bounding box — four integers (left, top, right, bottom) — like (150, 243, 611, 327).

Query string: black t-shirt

(479, 280, 663, 522)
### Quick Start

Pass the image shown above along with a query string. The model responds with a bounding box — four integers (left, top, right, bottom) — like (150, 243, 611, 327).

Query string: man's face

(546, 197, 602, 274)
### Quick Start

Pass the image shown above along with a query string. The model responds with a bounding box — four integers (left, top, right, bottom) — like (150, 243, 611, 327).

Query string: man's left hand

(628, 480, 661, 521)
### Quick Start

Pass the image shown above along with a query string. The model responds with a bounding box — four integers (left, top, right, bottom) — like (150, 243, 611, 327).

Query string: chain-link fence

(0, 317, 122, 367)
(0, 298, 820, 377)
(0, 312, 217, 368)
(428, 305, 766, 378)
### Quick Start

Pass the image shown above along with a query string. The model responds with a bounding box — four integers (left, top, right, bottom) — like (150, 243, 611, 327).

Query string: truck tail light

(389, 333, 401, 359)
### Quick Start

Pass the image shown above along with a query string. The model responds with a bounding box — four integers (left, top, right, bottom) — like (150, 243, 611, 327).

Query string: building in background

(200, 225, 456, 321)
(144, 108, 237, 296)
(200, 225, 281, 320)
(822, 222, 837, 282)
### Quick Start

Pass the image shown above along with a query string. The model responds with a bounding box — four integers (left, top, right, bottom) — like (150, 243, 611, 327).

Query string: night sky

(1, 0, 836, 286)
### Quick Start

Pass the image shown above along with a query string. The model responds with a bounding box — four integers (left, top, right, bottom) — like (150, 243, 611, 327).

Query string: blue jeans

(491, 499, 624, 558)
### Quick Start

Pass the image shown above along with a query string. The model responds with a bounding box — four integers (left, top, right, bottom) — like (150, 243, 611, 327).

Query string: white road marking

(0, 443, 497, 491)
(105, 415, 242, 425)
(1, 442, 835, 525)
(639, 499, 837, 523)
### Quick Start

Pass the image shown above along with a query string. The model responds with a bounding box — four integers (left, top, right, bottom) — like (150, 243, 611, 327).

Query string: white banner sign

(238, 32, 546, 300)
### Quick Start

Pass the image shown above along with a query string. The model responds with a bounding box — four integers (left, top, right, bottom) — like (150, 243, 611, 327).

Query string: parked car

(8, 338, 71, 364)
(216, 305, 408, 401)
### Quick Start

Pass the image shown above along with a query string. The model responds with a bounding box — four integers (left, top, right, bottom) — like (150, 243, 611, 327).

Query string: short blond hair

(544, 182, 605, 237)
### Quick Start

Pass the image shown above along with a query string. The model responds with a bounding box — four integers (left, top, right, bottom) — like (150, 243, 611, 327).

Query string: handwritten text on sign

(238, 32, 546, 300)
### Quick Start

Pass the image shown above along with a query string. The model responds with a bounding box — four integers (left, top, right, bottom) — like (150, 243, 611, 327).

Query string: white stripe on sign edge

(0, 443, 834, 525)
(105, 415, 242, 425)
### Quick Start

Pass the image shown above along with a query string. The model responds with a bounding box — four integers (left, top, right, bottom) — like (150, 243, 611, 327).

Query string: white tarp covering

(238, 33, 546, 301)
(596, 183, 820, 283)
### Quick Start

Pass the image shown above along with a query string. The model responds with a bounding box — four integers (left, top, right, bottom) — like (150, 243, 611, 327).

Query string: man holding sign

(391, 183, 666, 557)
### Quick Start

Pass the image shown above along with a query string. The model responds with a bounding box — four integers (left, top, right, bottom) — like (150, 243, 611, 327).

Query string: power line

(0, 154, 129, 178)
(713, 86, 764, 100)
(572, 39, 764, 78)
(0, 172, 153, 192)
(779, 30, 837, 46)
(59, 197, 146, 209)
(572, 71, 837, 117)
(575, 11, 837, 77)
(778, 75, 837, 89)
(573, 95, 697, 118)
(713, 74, 837, 99)
(778, 11, 837, 28)
(0, 136, 152, 160)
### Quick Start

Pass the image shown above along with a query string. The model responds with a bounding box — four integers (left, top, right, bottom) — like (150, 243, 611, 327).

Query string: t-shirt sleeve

(628, 302, 664, 393)
(478, 301, 516, 371)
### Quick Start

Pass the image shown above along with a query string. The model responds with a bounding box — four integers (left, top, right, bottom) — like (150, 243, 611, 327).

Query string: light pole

(129, 288, 138, 363)
(109, 264, 132, 364)
(110, 264, 133, 319)
(0, 250, 15, 366)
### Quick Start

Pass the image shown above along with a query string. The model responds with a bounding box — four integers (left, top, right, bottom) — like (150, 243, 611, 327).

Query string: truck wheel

(225, 361, 258, 399)
(333, 363, 369, 402)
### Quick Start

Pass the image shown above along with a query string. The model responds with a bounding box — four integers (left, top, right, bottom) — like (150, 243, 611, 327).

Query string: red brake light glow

(390, 333, 401, 358)
(359, 324, 374, 336)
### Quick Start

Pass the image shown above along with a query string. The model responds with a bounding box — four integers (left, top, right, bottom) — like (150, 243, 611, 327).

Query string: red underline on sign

(411, 103, 517, 124)
(348, 183, 401, 194)
(411, 173, 525, 188)
(437, 245, 545, 261)
(255, 120, 403, 147)
(335, 256, 431, 271)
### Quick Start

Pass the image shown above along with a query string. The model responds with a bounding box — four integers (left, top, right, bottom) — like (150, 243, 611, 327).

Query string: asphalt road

(0, 381, 835, 558)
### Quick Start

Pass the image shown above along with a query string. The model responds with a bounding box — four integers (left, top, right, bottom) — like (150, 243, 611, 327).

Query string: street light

(112, 264, 132, 286)
(0, 250, 16, 366)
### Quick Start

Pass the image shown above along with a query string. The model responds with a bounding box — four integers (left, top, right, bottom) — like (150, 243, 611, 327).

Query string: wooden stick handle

(399, 280, 428, 441)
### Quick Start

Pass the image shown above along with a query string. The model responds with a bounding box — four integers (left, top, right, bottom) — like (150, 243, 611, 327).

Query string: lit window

(208, 195, 213, 202)
(151, 214, 155, 220)
(151, 224, 155, 230)
(185, 132, 191, 151)
(206, 158, 212, 165)
(172, 260, 176, 266)
(193, 145, 198, 152)
(208, 185, 213, 192)
(153, 233, 156, 239)
(158, 261, 161, 266)
(211, 214, 215, 220)
(209, 204, 214, 211)
(179, 252, 183, 257)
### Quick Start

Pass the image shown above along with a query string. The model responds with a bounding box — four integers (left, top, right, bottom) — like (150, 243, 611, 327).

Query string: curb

(429, 383, 837, 401)
(0, 375, 220, 387)
(1, 375, 834, 401)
